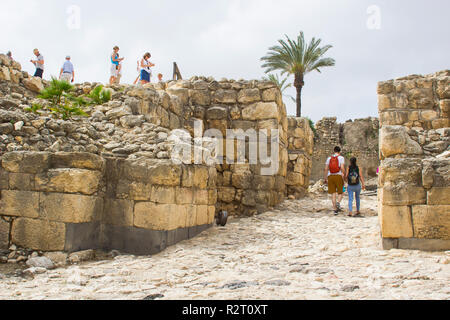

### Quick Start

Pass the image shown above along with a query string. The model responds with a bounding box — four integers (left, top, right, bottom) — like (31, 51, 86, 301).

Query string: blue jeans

(347, 184, 361, 212)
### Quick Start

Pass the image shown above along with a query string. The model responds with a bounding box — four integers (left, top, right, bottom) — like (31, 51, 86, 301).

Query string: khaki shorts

(60, 73, 72, 82)
(328, 175, 344, 194)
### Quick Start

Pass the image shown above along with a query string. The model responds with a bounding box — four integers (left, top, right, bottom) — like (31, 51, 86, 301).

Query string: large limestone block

(379, 205, 414, 238)
(378, 94, 396, 111)
(12, 218, 66, 251)
(176, 187, 194, 204)
(213, 89, 237, 104)
(128, 182, 152, 200)
(40, 193, 102, 223)
(377, 81, 394, 95)
(427, 187, 450, 205)
(262, 88, 282, 105)
(0, 66, 11, 81)
(35, 169, 102, 195)
(380, 126, 423, 158)
(185, 205, 197, 228)
(150, 186, 176, 204)
(9, 173, 35, 191)
(217, 187, 236, 203)
(0, 219, 9, 249)
(242, 102, 279, 120)
(436, 78, 450, 99)
(379, 158, 423, 187)
(206, 106, 228, 120)
(194, 189, 209, 205)
(134, 202, 187, 230)
(0, 190, 39, 218)
(379, 111, 409, 126)
(286, 172, 305, 186)
(102, 198, 134, 227)
(23, 77, 44, 93)
(2, 152, 50, 174)
(412, 205, 450, 239)
(9, 69, 22, 84)
(196, 205, 210, 225)
(189, 89, 211, 106)
(166, 87, 189, 106)
(381, 185, 426, 206)
(238, 88, 261, 104)
(123, 160, 181, 186)
(193, 166, 209, 189)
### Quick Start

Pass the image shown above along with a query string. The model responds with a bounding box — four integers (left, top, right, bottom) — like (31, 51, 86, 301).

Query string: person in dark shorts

(324, 146, 346, 215)
(345, 157, 366, 217)
(30, 48, 44, 78)
(139, 52, 155, 84)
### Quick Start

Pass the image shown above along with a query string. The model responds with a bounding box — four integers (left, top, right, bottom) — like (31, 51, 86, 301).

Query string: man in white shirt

(59, 56, 75, 83)
(324, 146, 346, 215)
(30, 48, 44, 78)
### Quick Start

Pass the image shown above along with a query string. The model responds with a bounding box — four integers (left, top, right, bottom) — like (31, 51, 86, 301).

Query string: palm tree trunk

(294, 73, 304, 117)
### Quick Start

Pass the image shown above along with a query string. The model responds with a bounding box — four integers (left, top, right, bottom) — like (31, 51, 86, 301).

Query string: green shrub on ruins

(87, 85, 112, 105)
(25, 77, 88, 120)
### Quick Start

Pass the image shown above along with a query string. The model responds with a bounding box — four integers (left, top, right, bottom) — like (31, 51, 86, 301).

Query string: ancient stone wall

(0, 52, 315, 253)
(151, 77, 291, 216)
(286, 117, 313, 198)
(310, 117, 379, 182)
(0, 152, 216, 254)
(378, 70, 450, 251)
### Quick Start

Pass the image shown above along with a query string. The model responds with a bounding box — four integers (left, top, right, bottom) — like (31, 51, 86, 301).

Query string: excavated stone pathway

(0, 194, 449, 300)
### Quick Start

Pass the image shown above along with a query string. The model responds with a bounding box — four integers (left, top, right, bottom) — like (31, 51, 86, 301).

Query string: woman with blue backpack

(345, 157, 366, 217)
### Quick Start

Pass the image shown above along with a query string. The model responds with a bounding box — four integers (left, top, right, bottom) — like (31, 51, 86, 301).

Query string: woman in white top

(139, 52, 155, 84)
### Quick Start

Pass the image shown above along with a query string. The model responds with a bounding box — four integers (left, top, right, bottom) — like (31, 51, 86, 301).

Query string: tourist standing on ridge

(6, 51, 13, 61)
(345, 157, 366, 217)
(30, 48, 44, 78)
(110, 46, 124, 85)
(140, 52, 155, 84)
(158, 73, 163, 82)
(324, 146, 346, 215)
(59, 55, 75, 83)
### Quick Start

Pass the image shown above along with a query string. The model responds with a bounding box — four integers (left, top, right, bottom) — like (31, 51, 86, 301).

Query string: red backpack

(329, 155, 340, 174)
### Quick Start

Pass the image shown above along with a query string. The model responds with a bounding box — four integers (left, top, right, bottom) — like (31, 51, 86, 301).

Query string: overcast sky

(1, 0, 449, 122)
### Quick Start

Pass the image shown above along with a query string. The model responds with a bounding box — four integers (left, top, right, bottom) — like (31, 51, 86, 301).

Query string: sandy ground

(0, 194, 449, 300)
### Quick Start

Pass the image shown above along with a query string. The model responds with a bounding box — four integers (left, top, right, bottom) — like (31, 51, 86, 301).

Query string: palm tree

(261, 32, 335, 117)
(263, 73, 295, 103)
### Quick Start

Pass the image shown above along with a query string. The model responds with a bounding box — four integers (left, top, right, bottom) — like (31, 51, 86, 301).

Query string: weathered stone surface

(0, 190, 39, 218)
(206, 106, 228, 120)
(35, 169, 102, 195)
(26, 256, 55, 269)
(238, 88, 261, 104)
(23, 77, 44, 93)
(134, 203, 186, 231)
(242, 102, 278, 120)
(412, 205, 450, 239)
(0, 219, 9, 249)
(2, 152, 50, 173)
(381, 185, 426, 206)
(213, 89, 237, 104)
(379, 205, 414, 238)
(151, 186, 176, 204)
(380, 126, 423, 158)
(103, 199, 134, 227)
(40, 193, 102, 223)
(427, 187, 450, 205)
(11, 218, 66, 251)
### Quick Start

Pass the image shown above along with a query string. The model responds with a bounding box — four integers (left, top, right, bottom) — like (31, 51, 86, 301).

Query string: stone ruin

(0, 54, 314, 255)
(378, 70, 450, 251)
(310, 117, 380, 182)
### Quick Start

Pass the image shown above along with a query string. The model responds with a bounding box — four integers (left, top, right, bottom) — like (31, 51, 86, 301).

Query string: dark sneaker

(334, 209, 339, 216)
(336, 202, 342, 212)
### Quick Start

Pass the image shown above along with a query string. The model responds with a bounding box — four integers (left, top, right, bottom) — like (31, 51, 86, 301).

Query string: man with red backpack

(324, 146, 346, 215)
